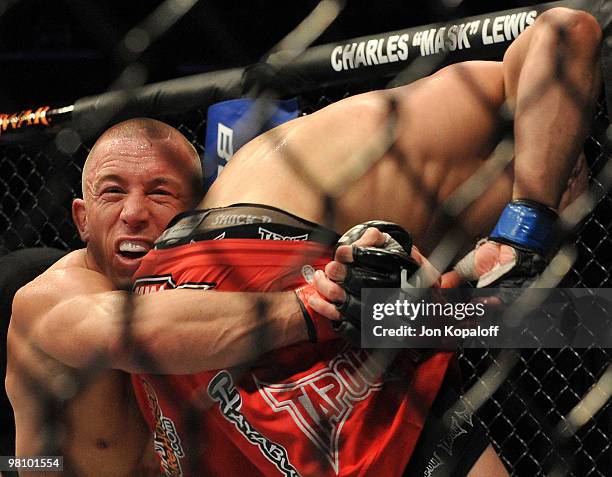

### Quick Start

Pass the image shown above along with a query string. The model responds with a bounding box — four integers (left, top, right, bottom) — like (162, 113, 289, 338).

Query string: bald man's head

(82, 118, 204, 204)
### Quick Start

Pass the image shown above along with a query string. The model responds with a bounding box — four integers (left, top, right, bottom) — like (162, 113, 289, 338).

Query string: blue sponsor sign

(203, 98, 299, 190)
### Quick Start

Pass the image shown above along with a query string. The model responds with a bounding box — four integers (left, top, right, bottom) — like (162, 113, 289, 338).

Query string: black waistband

(155, 204, 340, 249)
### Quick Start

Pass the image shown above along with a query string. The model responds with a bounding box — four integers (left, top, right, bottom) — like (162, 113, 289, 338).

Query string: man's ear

(72, 198, 89, 242)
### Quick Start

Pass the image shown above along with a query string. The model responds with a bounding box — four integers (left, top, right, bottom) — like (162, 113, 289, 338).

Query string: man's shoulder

(13, 250, 113, 322)
(46, 248, 87, 271)
(41, 249, 110, 282)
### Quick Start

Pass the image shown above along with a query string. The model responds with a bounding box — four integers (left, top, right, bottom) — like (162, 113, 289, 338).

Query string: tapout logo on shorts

(133, 275, 216, 294)
(258, 227, 309, 241)
(133, 275, 176, 294)
(254, 348, 384, 474)
(208, 371, 301, 477)
(140, 378, 185, 477)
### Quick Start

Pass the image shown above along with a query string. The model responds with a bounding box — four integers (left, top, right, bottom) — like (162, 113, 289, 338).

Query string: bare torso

(6, 250, 154, 477)
(203, 61, 514, 253)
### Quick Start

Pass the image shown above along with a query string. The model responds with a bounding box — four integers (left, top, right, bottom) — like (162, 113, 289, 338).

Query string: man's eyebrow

(149, 177, 181, 187)
(89, 175, 182, 193)
(92, 174, 125, 190)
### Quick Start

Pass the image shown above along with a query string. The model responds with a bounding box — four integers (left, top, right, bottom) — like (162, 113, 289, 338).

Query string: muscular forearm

(120, 289, 307, 373)
(33, 289, 307, 373)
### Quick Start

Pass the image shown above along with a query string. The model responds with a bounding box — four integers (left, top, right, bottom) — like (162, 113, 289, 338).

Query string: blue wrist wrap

(490, 200, 557, 254)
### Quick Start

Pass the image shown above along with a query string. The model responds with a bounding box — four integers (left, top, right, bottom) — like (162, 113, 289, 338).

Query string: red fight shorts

(131, 204, 453, 477)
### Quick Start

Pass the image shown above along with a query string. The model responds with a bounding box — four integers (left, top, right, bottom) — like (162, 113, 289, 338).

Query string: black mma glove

(332, 221, 421, 344)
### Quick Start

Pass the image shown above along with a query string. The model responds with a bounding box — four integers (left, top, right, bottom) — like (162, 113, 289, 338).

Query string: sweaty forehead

(87, 130, 192, 177)
(81, 119, 202, 199)
(84, 135, 191, 190)
(93, 131, 173, 157)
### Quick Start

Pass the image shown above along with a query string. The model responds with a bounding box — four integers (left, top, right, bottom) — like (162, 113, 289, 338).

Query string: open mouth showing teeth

(118, 241, 150, 260)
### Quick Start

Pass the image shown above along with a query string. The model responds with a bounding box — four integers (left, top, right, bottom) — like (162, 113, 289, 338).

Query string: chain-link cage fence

(1, 0, 611, 476)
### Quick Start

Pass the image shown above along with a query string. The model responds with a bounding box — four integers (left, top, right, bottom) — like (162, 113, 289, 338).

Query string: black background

(0, 0, 541, 110)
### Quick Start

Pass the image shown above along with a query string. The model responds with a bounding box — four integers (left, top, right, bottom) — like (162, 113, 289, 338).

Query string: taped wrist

(490, 199, 558, 255)
(336, 220, 414, 253)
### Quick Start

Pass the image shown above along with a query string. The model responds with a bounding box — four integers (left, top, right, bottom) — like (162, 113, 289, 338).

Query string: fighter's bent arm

(11, 268, 306, 374)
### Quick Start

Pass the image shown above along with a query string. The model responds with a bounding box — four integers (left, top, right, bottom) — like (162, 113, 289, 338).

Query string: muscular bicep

(10, 268, 124, 369)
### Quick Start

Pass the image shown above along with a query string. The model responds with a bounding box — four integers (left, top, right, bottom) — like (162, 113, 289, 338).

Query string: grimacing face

(73, 131, 200, 289)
